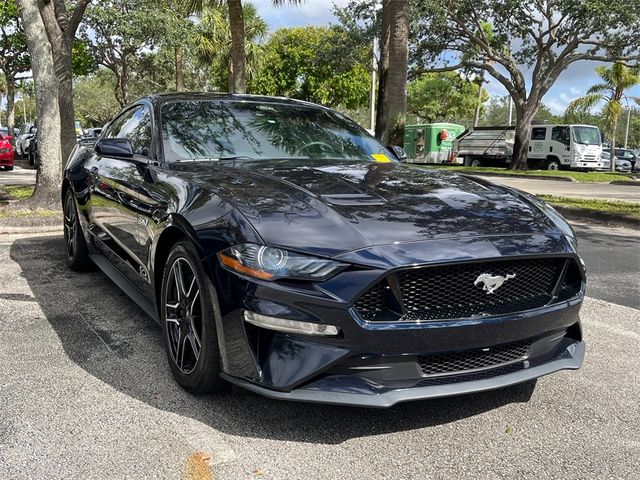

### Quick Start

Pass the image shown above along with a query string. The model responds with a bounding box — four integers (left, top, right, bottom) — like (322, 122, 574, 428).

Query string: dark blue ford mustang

(63, 93, 585, 407)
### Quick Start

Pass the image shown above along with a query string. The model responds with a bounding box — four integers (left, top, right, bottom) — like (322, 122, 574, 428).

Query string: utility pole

(21, 81, 27, 126)
(369, 37, 377, 132)
(624, 106, 631, 149)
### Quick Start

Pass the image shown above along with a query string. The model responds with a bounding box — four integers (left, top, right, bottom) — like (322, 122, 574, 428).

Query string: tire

(4, 166, 13, 171)
(545, 158, 561, 170)
(160, 241, 227, 394)
(63, 189, 92, 271)
(467, 157, 483, 167)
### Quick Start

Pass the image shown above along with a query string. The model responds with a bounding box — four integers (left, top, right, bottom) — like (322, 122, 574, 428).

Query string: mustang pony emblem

(474, 273, 516, 294)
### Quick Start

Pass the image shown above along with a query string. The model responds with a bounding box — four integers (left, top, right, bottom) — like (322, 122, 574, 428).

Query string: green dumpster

(404, 123, 466, 164)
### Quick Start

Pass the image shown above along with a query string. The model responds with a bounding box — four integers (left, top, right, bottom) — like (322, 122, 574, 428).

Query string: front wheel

(161, 241, 227, 394)
(545, 158, 561, 170)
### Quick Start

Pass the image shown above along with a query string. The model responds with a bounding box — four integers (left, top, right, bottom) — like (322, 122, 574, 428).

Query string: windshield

(161, 100, 392, 163)
(572, 126, 601, 145)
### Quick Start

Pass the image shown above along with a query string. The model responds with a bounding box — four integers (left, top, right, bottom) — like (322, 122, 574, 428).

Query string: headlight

(219, 243, 347, 281)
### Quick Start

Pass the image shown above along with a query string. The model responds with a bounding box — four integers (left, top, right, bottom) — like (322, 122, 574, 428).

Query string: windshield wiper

(176, 155, 255, 162)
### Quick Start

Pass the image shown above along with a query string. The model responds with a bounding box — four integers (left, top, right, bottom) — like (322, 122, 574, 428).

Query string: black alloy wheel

(161, 241, 226, 393)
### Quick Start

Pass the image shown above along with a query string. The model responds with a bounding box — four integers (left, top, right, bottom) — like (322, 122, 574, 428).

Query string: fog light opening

(243, 311, 339, 336)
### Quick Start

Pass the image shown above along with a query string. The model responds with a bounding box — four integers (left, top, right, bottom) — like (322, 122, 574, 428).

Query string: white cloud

(252, 0, 351, 29)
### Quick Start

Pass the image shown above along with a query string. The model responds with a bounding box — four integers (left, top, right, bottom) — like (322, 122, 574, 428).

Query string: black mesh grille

(416, 362, 525, 386)
(418, 341, 531, 376)
(354, 257, 569, 322)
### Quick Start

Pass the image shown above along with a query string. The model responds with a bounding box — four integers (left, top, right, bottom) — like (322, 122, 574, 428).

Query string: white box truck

(455, 124, 605, 170)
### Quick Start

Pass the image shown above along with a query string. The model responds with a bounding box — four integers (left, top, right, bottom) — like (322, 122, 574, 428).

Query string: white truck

(454, 124, 605, 170)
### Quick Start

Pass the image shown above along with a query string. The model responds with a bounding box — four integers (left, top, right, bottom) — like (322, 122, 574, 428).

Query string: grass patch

(416, 165, 635, 183)
(0, 208, 60, 218)
(0, 208, 59, 219)
(539, 195, 640, 218)
(0, 185, 34, 200)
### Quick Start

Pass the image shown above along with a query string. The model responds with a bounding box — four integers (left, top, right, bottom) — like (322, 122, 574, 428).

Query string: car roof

(140, 92, 329, 111)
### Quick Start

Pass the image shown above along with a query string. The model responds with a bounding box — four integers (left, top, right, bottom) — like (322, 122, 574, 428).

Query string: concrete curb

(610, 180, 640, 186)
(552, 205, 639, 230)
(459, 172, 576, 182)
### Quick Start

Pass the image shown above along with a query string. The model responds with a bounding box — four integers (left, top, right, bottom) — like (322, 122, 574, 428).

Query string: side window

(103, 106, 152, 157)
(551, 126, 569, 145)
(531, 128, 547, 140)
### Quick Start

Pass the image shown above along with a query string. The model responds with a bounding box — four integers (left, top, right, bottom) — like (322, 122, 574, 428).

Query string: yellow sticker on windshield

(371, 153, 392, 163)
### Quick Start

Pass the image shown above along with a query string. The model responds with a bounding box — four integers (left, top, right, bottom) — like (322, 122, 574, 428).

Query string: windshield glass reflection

(160, 100, 391, 163)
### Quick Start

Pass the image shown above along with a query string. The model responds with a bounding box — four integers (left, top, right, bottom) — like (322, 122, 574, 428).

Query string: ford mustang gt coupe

(62, 93, 586, 407)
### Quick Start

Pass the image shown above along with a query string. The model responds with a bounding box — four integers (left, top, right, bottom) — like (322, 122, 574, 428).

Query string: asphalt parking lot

(0, 226, 638, 479)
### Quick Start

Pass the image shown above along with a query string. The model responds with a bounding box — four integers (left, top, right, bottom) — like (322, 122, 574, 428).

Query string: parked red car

(0, 132, 15, 171)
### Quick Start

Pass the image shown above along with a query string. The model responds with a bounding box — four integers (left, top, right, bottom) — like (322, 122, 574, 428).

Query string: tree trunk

(509, 102, 539, 171)
(17, 0, 62, 206)
(6, 78, 16, 139)
(37, 0, 77, 169)
(227, 0, 246, 94)
(175, 46, 184, 91)
(375, 0, 409, 146)
(610, 115, 618, 173)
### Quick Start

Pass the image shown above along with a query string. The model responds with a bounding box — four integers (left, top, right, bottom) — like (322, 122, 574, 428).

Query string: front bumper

(209, 235, 586, 407)
(223, 339, 585, 407)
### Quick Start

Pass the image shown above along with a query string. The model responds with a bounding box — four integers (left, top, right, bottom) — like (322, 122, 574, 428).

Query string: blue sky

(252, 0, 640, 115)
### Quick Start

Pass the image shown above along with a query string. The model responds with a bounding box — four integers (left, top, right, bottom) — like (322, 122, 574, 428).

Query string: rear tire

(465, 157, 483, 167)
(63, 189, 92, 271)
(4, 166, 13, 171)
(160, 241, 227, 394)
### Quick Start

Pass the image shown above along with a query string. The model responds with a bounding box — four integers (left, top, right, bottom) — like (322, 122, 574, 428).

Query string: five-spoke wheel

(161, 241, 226, 393)
(165, 257, 203, 374)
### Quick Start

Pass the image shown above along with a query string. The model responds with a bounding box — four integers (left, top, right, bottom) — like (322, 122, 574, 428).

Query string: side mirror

(388, 145, 407, 162)
(5, 135, 12, 141)
(95, 138, 134, 158)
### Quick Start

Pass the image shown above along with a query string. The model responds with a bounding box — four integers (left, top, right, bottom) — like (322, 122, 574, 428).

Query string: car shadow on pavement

(10, 235, 536, 445)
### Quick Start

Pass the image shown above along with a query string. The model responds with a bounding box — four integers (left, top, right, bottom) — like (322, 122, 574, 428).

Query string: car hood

(184, 160, 560, 255)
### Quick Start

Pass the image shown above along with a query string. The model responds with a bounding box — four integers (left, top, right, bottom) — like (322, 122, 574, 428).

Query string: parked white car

(599, 151, 632, 172)
(15, 124, 36, 158)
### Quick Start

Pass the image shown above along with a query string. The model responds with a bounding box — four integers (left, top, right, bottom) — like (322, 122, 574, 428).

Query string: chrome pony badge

(474, 273, 516, 294)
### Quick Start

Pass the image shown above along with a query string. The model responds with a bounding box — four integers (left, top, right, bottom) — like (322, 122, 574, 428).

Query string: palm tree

(566, 63, 640, 172)
(375, 0, 409, 146)
(195, 3, 267, 92)
(188, 0, 302, 93)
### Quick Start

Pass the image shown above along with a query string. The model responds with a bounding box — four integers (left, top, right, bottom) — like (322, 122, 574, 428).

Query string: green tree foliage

(408, 72, 487, 125)
(0, 0, 31, 134)
(566, 64, 640, 170)
(73, 71, 122, 126)
(253, 26, 370, 109)
(412, 0, 640, 170)
(81, 0, 165, 106)
(195, 2, 267, 92)
(71, 39, 97, 76)
(481, 96, 560, 126)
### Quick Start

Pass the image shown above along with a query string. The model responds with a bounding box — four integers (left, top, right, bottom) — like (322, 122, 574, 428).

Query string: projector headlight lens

(219, 243, 347, 281)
